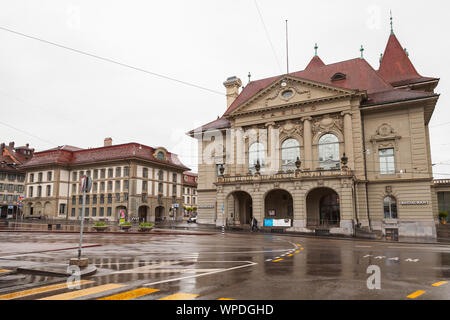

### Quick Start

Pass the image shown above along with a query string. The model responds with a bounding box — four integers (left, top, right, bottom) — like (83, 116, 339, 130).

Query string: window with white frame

(281, 138, 300, 171)
(248, 142, 265, 173)
(383, 195, 397, 219)
(318, 134, 340, 170)
(379, 148, 395, 174)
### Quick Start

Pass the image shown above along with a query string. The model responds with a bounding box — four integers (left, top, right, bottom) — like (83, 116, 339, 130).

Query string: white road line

(355, 245, 372, 248)
(142, 261, 257, 287)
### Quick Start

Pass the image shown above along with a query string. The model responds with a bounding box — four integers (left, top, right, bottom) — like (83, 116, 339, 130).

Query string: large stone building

(20, 138, 189, 222)
(0, 142, 34, 218)
(188, 27, 441, 239)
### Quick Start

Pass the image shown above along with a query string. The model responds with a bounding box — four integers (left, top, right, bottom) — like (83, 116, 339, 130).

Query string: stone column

(265, 122, 279, 173)
(302, 117, 313, 170)
(341, 111, 354, 169)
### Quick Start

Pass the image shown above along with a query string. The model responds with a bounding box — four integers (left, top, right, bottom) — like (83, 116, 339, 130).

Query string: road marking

(160, 293, 198, 300)
(218, 298, 235, 300)
(0, 280, 94, 300)
(355, 245, 372, 248)
(405, 258, 419, 262)
(0, 269, 11, 274)
(143, 261, 257, 287)
(432, 281, 448, 287)
(273, 259, 284, 262)
(286, 254, 293, 257)
(98, 288, 159, 300)
(39, 283, 126, 300)
(407, 290, 425, 299)
(295, 250, 300, 253)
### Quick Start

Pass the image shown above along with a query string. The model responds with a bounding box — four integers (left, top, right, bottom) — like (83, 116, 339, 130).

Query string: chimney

(104, 137, 112, 147)
(223, 76, 242, 108)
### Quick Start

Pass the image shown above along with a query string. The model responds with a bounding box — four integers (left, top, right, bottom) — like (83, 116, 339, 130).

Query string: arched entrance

(306, 187, 340, 227)
(264, 189, 293, 222)
(225, 191, 252, 226)
(34, 202, 42, 217)
(116, 206, 128, 221)
(138, 206, 149, 222)
(155, 206, 165, 222)
(44, 202, 52, 217)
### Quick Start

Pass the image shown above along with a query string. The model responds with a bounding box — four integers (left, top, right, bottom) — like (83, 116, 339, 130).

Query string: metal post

(78, 189, 86, 259)
(222, 204, 225, 234)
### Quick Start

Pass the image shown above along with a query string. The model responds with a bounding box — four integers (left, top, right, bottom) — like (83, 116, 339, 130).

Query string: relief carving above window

(370, 123, 401, 142)
(311, 114, 343, 137)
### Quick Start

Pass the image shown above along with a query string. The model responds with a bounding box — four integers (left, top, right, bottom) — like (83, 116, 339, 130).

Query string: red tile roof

(183, 171, 198, 186)
(20, 143, 189, 171)
(378, 33, 437, 86)
(188, 33, 438, 134)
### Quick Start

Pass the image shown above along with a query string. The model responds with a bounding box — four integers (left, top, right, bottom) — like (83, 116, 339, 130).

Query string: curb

(0, 229, 215, 236)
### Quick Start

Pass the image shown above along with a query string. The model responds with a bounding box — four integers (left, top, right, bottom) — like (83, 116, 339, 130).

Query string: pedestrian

(251, 217, 258, 232)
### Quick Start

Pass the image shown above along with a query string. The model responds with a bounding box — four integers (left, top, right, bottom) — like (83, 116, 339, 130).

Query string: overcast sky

(0, 0, 449, 176)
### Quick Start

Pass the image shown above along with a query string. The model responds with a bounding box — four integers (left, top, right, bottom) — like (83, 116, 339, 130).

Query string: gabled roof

(20, 143, 190, 171)
(378, 33, 437, 86)
(223, 58, 393, 116)
(305, 55, 325, 70)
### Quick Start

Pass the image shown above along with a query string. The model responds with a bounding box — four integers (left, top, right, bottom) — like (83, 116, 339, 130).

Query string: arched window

(281, 138, 300, 171)
(248, 142, 265, 173)
(318, 134, 340, 170)
(158, 170, 164, 180)
(383, 196, 397, 219)
(156, 151, 165, 160)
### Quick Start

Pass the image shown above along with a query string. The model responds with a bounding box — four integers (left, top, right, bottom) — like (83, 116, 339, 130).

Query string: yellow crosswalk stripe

(39, 283, 126, 300)
(0, 269, 11, 274)
(287, 254, 294, 257)
(0, 280, 94, 300)
(272, 258, 283, 262)
(295, 250, 300, 253)
(432, 281, 448, 287)
(407, 290, 425, 299)
(218, 298, 235, 300)
(160, 293, 199, 300)
(98, 288, 159, 300)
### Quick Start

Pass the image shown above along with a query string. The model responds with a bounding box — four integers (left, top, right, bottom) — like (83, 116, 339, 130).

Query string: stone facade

(189, 29, 441, 239)
(21, 140, 188, 222)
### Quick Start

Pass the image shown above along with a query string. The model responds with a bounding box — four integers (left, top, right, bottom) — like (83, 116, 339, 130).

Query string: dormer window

(331, 72, 346, 81)
(156, 151, 165, 160)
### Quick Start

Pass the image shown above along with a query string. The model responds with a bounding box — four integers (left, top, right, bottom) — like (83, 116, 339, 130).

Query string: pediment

(228, 76, 357, 116)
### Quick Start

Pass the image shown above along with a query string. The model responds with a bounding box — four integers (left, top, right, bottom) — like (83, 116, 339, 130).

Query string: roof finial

(248, 72, 251, 84)
(314, 43, 318, 56)
(404, 48, 409, 57)
(390, 10, 394, 35)
(360, 45, 364, 59)
(379, 53, 383, 63)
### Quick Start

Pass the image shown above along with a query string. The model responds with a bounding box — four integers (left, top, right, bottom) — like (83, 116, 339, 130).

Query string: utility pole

(70, 175, 91, 267)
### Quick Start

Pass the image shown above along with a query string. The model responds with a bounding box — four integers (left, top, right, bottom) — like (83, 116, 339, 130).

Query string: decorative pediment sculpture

(370, 123, 401, 142)
(312, 114, 343, 136)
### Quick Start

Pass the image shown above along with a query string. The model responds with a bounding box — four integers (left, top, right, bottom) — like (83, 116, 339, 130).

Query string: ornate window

(248, 142, 265, 173)
(281, 138, 300, 171)
(379, 148, 395, 174)
(383, 196, 397, 219)
(318, 134, 340, 169)
(156, 151, 165, 160)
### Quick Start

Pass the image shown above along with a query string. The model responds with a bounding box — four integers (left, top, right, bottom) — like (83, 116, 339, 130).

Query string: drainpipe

(360, 112, 372, 231)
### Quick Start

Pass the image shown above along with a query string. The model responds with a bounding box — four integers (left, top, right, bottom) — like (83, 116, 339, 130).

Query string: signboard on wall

(264, 219, 291, 227)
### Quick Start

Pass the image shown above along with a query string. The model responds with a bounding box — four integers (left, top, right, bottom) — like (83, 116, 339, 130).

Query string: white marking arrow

(405, 258, 419, 262)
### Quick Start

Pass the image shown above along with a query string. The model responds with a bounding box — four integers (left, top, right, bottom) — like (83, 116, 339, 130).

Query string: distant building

(0, 142, 34, 218)
(20, 138, 189, 222)
(182, 171, 198, 218)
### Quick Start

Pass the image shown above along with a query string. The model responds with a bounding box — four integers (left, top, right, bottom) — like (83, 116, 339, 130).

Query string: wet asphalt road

(0, 230, 449, 300)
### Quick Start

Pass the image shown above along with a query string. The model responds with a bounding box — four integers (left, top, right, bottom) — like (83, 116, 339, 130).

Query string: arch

(138, 205, 150, 222)
(318, 133, 340, 170)
(306, 187, 340, 228)
(155, 206, 165, 222)
(264, 189, 293, 223)
(281, 138, 300, 171)
(225, 190, 253, 226)
(34, 202, 42, 216)
(383, 195, 398, 219)
(116, 206, 128, 221)
(44, 201, 52, 216)
(248, 142, 265, 173)
(27, 202, 33, 216)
